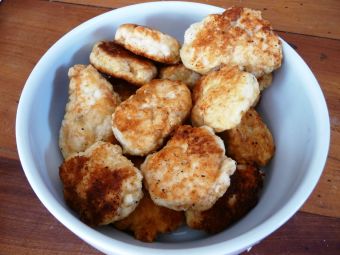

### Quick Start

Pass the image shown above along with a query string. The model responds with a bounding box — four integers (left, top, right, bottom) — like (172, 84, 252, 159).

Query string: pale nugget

(112, 79, 192, 156)
(220, 108, 275, 167)
(59, 141, 143, 226)
(159, 63, 201, 89)
(141, 125, 236, 211)
(191, 66, 259, 132)
(180, 7, 282, 77)
(115, 24, 180, 64)
(59, 64, 120, 159)
(186, 164, 263, 233)
(90, 41, 157, 86)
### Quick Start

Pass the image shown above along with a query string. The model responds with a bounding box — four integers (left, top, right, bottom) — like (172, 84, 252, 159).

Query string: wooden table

(1, 0, 339, 254)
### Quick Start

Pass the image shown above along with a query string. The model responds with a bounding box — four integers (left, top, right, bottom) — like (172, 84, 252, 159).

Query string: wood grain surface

(53, 0, 340, 40)
(1, 0, 339, 254)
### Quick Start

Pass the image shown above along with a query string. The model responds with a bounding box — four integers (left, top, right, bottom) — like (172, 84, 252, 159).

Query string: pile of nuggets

(59, 7, 282, 242)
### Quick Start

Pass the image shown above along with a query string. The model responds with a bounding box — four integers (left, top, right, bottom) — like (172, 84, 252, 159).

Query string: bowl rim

(16, 1, 330, 254)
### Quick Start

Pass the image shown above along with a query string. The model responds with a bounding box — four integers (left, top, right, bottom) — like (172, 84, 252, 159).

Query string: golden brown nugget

(112, 79, 192, 156)
(159, 63, 201, 89)
(114, 191, 184, 242)
(59, 142, 143, 226)
(220, 108, 275, 167)
(59, 64, 120, 159)
(90, 41, 157, 86)
(252, 73, 273, 106)
(180, 7, 282, 77)
(115, 24, 181, 64)
(186, 164, 263, 233)
(191, 66, 259, 132)
(141, 125, 236, 211)
(258, 72, 273, 91)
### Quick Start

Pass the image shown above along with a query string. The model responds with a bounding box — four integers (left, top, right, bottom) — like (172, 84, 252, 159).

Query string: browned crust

(220, 108, 275, 167)
(171, 125, 224, 155)
(98, 41, 153, 67)
(187, 164, 263, 233)
(59, 156, 134, 226)
(114, 190, 184, 242)
(91, 41, 156, 86)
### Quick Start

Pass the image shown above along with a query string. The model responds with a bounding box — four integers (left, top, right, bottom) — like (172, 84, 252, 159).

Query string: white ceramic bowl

(16, 1, 330, 255)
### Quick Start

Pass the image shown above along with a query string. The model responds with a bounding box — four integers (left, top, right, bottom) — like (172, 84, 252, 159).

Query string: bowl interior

(16, 2, 330, 254)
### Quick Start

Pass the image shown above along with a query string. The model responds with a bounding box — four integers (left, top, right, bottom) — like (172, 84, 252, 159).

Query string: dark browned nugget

(185, 164, 263, 233)
(114, 190, 184, 242)
(108, 77, 138, 102)
(59, 142, 143, 226)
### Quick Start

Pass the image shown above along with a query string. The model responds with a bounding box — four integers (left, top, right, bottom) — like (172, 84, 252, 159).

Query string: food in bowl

(59, 141, 143, 225)
(159, 63, 201, 89)
(180, 7, 282, 76)
(58, 6, 281, 242)
(191, 65, 260, 132)
(90, 41, 157, 86)
(59, 64, 121, 159)
(141, 125, 236, 211)
(115, 23, 181, 64)
(185, 164, 263, 233)
(16, 1, 330, 253)
(112, 79, 192, 156)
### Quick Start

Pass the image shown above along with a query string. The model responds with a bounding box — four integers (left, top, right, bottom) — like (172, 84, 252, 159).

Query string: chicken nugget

(90, 41, 157, 86)
(115, 24, 180, 64)
(114, 190, 184, 242)
(180, 7, 282, 77)
(258, 72, 273, 91)
(112, 79, 192, 156)
(186, 164, 263, 233)
(59, 142, 143, 226)
(252, 73, 273, 106)
(159, 63, 201, 89)
(59, 64, 120, 159)
(191, 66, 259, 132)
(220, 108, 275, 167)
(141, 125, 236, 211)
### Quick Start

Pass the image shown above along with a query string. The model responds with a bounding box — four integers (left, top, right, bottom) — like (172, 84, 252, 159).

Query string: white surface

(16, 1, 330, 255)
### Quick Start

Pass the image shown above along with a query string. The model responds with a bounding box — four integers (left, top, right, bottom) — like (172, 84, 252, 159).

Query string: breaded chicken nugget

(258, 72, 273, 91)
(59, 141, 143, 226)
(114, 190, 184, 242)
(90, 41, 157, 86)
(252, 73, 273, 106)
(112, 79, 192, 156)
(180, 7, 282, 77)
(59, 64, 120, 159)
(220, 108, 275, 167)
(186, 164, 263, 233)
(159, 63, 201, 89)
(115, 24, 180, 64)
(191, 66, 259, 132)
(141, 125, 236, 211)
